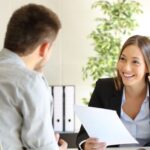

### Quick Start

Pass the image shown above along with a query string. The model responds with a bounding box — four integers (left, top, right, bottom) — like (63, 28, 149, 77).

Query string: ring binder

(51, 85, 75, 132)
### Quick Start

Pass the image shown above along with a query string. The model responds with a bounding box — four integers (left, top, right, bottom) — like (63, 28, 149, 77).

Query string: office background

(0, 0, 150, 131)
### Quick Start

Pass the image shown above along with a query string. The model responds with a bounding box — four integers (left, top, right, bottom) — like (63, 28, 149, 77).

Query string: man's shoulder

(0, 49, 40, 82)
(18, 67, 39, 80)
(16, 67, 43, 87)
(0, 63, 41, 86)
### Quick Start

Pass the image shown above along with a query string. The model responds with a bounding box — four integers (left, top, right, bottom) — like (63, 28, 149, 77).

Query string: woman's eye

(119, 57, 125, 61)
(133, 60, 140, 64)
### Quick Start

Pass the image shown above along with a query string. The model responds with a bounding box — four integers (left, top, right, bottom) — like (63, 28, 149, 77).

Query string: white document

(74, 105, 138, 146)
(64, 86, 75, 132)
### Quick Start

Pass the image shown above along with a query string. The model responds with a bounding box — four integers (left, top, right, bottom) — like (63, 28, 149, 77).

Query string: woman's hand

(84, 138, 106, 150)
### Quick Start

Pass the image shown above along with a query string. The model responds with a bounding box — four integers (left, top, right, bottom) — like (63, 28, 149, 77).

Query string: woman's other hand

(84, 138, 106, 150)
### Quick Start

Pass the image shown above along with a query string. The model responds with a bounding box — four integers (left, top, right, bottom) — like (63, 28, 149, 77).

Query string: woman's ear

(39, 42, 51, 57)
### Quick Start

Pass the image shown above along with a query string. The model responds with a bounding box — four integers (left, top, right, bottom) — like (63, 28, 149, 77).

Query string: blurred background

(0, 0, 150, 133)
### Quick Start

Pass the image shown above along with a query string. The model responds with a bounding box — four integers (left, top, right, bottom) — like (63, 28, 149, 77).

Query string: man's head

(4, 3, 61, 71)
(4, 3, 61, 55)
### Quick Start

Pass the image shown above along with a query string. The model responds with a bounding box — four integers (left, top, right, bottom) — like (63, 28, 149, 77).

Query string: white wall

(0, 0, 150, 131)
(44, 0, 95, 108)
(0, 0, 60, 47)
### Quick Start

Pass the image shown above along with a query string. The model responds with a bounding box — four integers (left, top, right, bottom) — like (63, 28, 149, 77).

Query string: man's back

(0, 49, 58, 150)
(0, 3, 67, 150)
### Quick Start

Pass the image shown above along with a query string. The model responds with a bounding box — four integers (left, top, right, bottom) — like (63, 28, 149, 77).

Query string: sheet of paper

(74, 105, 138, 146)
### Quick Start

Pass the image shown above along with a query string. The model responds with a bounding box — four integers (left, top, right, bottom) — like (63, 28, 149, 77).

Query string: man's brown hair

(4, 3, 61, 55)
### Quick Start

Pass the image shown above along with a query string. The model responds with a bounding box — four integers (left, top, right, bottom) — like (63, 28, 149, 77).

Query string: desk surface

(106, 148, 150, 150)
(69, 147, 150, 150)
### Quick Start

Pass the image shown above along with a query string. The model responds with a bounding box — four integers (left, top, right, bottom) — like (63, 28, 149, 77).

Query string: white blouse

(120, 87, 150, 146)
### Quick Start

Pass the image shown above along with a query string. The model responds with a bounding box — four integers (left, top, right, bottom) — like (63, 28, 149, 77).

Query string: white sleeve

(19, 75, 59, 150)
(79, 140, 86, 150)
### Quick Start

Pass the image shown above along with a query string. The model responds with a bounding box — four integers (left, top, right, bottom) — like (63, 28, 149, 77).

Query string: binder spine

(53, 86, 63, 132)
(64, 86, 75, 132)
(63, 86, 65, 132)
(51, 85, 75, 133)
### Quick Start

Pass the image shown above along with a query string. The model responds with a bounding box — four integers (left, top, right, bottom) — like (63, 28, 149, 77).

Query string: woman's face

(117, 45, 148, 87)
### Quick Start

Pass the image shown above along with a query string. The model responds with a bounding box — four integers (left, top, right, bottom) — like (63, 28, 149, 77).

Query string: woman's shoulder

(95, 77, 118, 93)
(96, 77, 116, 87)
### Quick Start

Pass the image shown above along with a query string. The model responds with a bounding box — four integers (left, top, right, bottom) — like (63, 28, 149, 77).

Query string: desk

(68, 147, 150, 150)
(60, 132, 77, 148)
(106, 147, 150, 150)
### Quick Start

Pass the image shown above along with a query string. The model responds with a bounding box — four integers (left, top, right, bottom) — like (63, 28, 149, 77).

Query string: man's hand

(55, 133, 68, 150)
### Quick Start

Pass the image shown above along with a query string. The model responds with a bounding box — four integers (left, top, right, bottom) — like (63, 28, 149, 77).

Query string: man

(0, 3, 67, 150)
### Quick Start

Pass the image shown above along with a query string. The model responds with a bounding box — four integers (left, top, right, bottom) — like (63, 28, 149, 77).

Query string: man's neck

(21, 55, 36, 71)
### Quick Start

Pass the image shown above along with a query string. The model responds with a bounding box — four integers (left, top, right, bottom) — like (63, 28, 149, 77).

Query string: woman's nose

(123, 62, 132, 72)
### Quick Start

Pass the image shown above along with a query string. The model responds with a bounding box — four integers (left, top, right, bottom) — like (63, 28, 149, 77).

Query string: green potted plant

(82, 0, 142, 104)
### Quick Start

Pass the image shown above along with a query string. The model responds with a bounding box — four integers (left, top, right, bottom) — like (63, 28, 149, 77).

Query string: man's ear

(39, 42, 51, 57)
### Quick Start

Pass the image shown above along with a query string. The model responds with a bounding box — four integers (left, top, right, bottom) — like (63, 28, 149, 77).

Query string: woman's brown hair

(114, 35, 150, 90)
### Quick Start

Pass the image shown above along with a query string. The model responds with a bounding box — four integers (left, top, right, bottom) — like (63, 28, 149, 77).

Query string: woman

(76, 35, 150, 150)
